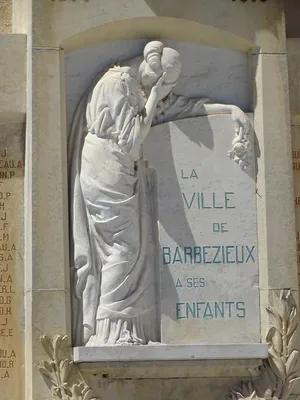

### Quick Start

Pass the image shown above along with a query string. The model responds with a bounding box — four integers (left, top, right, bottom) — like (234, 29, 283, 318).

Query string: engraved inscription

(143, 116, 259, 344)
(291, 127, 300, 295)
(0, 128, 24, 400)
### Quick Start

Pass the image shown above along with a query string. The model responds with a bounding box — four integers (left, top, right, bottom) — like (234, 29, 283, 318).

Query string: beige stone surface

(20, 0, 285, 53)
(287, 39, 300, 121)
(292, 125, 300, 291)
(0, 122, 24, 400)
(81, 376, 243, 400)
(252, 52, 297, 291)
(91, 378, 163, 400)
(287, 39, 300, 297)
(0, 34, 26, 121)
(0, 0, 11, 33)
(24, 47, 71, 400)
(28, 48, 69, 292)
(80, 359, 261, 380)
(12, 0, 30, 34)
(161, 377, 241, 400)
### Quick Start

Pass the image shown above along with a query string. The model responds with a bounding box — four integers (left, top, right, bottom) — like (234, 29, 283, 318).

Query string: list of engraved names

(0, 128, 24, 400)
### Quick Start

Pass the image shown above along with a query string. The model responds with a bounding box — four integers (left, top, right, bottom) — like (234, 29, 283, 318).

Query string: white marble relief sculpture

(68, 41, 253, 347)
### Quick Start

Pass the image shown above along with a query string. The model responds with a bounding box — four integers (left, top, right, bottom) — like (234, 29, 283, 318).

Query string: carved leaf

(82, 388, 95, 400)
(60, 359, 74, 383)
(286, 350, 300, 376)
(53, 335, 63, 363)
(71, 384, 84, 400)
(268, 346, 286, 380)
(274, 380, 284, 399)
(60, 335, 69, 354)
(57, 335, 69, 363)
(41, 335, 54, 361)
(264, 362, 278, 389)
(288, 328, 298, 356)
(246, 382, 255, 396)
(38, 366, 57, 386)
(78, 383, 85, 392)
(282, 379, 299, 400)
(266, 308, 282, 334)
(288, 377, 300, 385)
(43, 360, 53, 373)
(266, 326, 283, 355)
(229, 389, 245, 400)
(266, 326, 276, 344)
(240, 382, 250, 397)
(279, 291, 290, 325)
(287, 307, 299, 342)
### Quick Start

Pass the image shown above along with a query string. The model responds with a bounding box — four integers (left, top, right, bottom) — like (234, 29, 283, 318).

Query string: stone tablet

(143, 115, 259, 344)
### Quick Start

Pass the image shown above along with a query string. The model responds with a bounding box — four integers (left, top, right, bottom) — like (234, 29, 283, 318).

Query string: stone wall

(285, 0, 300, 38)
(0, 0, 11, 33)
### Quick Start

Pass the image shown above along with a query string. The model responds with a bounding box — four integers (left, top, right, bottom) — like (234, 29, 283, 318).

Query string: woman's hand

(230, 106, 250, 137)
(228, 106, 253, 173)
(151, 72, 167, 98)
(151, 72, 176, 102)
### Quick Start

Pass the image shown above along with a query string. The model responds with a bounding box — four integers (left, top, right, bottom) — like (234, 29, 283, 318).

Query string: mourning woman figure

(68, 41, 250, 346)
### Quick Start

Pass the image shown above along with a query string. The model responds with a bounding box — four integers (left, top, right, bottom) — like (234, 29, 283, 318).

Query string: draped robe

(68, 65, 208, 346)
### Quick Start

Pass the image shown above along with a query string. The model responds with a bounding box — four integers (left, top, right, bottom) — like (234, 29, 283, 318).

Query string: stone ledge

(74, 343, 268, 363)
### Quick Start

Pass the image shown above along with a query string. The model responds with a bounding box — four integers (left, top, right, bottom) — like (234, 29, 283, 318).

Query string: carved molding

(229, 290, 300, 400)
(38, 335, 99, 400)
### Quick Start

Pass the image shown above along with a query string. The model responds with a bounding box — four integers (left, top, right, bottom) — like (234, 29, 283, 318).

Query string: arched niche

(63, 17, 254, 133)
(61, 16, 254, 53)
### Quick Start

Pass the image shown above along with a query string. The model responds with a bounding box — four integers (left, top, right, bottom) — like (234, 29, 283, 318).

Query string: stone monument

(0, 1, 299, 400)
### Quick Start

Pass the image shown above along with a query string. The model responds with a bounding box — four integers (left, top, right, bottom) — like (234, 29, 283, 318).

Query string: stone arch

(61, 16, 254, 53)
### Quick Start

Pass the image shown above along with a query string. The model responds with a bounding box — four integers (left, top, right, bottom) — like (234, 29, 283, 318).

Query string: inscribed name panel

(143, 115, 259, 344)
